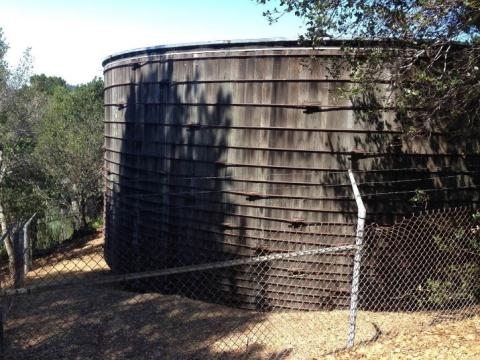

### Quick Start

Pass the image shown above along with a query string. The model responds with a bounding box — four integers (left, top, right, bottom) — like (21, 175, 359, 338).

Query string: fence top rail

(0, 244, 358, 298)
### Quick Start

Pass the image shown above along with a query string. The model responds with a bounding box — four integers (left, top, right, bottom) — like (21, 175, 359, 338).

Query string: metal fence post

(22, 214, 36, 275)
(347, 169, 366, 348)
(12, 228, 26, 289)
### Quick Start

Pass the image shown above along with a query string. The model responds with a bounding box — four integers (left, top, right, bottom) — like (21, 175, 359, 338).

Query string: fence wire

(1, 224, 359, 360)
(360, 207, 480, 313)
(0, 182, 479, 359)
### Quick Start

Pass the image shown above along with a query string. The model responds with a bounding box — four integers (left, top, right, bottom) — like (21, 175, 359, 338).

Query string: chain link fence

(0, 175, 479, 359)
(1, 225, 360, 359)
(359, 206, 480, 316)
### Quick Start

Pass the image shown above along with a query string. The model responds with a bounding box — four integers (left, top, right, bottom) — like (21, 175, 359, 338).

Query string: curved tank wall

(103, 39, 480, 310)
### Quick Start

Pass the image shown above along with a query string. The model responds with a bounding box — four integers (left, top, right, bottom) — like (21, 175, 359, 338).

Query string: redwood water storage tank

(103, 39, 480, 310)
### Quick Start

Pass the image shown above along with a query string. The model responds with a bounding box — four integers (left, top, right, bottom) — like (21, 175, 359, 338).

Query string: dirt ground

(2, 232, 479, 359)
(330, 315, 480, 359)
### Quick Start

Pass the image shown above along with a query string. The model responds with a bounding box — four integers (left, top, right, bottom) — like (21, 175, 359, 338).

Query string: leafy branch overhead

(258, 0, 480, 138)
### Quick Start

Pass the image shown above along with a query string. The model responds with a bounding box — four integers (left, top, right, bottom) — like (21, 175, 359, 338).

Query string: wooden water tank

(103, 39, 480, 310)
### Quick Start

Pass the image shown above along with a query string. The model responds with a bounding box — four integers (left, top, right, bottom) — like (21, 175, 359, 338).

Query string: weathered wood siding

(103, 41, 480, 310)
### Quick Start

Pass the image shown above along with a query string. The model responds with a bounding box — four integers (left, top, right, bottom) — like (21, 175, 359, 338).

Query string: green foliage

(409, 189, 429, 207)
(35, 78, 104, 228)
(90, 216, 104, 230)
(259, 0, 479, 41)
(0, 31, 45, 227)
(425, 262, 479, 306)
(30, 74, 67, 96)
(0, 27, 103, 257)
(473, 211, 480, 222)
(35, 211, 76, 253)
(422, 213, 480, 307)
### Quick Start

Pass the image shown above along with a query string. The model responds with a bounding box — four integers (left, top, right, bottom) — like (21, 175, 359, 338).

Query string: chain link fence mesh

(0, 204, 479, 359)
(358, 206, 480, 329)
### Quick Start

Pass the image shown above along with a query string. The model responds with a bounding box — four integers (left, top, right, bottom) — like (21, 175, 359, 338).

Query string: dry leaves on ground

(330, 315, 480, 359)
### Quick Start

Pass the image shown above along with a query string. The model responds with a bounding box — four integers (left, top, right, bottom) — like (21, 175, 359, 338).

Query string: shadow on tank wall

(328, 88, 480, 311)
(324, 85, 480, 225)
(104, 61, 259, 308)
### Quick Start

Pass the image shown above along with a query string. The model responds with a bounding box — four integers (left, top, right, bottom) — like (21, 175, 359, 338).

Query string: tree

(0, 28, 44, 285)
(258, 1, 480, 306)
(35, 78, 104, 230)
(30, 74, 67, 96)
(0, 27, 103, 285)
(258, 0, 480, 137)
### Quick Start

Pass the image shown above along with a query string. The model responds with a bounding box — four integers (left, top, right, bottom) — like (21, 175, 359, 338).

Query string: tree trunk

(0, 154, 24, 288)
(0, 201, 22, 288)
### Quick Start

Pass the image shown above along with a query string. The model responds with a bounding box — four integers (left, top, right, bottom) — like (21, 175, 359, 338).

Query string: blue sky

(0, 0, 303, 84)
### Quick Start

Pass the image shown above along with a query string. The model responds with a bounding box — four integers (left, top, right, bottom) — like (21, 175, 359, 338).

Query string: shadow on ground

(3, 286, 297, 360)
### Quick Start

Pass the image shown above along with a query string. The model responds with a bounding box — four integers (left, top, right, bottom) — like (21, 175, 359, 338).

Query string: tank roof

(102, 37, 469, 67)
(102, 38, 317, 67)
